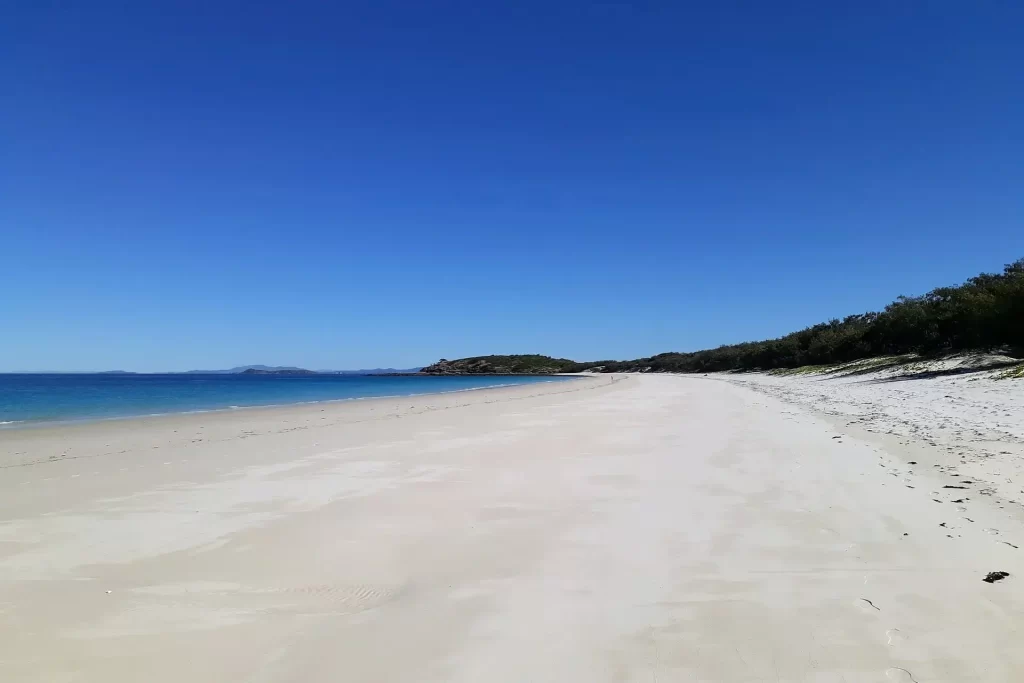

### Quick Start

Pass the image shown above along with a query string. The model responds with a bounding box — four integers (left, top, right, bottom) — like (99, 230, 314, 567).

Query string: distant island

(186, 366, 422, 375)
(239, 367, 318, 375)
(8, 366, 423, 376)
(185, 365, 322, 374)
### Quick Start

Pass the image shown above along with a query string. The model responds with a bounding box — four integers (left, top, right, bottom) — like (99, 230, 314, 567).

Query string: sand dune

(1, 374, 1023, 681)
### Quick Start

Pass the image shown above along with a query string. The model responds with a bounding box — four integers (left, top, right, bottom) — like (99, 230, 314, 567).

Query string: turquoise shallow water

(0, 373, 577, 426)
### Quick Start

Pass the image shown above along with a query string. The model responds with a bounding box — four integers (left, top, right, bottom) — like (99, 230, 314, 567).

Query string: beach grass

(996, 362, 1024, 379)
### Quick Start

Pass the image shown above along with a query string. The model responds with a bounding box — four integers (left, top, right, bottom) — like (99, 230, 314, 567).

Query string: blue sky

(3, 1, 1022, 371)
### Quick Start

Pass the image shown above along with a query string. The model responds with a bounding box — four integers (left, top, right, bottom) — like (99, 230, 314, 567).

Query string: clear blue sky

(3, 1, 1022, 371)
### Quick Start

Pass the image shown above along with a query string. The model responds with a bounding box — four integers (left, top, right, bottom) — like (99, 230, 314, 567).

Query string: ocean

(0, 373, 577, 426)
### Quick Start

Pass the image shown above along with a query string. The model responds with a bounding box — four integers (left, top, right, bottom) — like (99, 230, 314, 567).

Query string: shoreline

(0, 375, 584, 434)
(0, 374, 606, 470)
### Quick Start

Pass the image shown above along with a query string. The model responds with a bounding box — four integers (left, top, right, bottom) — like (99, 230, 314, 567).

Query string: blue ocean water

(0, 374, 577, 426)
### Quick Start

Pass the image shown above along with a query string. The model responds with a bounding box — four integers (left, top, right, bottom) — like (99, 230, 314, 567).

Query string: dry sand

(725, 356, 1024, 507)
(2, 374, 1023, 681)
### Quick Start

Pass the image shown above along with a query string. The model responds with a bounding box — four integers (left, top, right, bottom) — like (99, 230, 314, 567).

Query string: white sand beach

(724, 356, 1024, 506)
(2, 373, 1023, 682)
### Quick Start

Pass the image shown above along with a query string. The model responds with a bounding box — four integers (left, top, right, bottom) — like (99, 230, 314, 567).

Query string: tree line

(567, 258, 1024, 374)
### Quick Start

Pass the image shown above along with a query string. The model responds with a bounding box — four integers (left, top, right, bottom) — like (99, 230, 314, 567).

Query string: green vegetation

(566, 259, 1024, 374)
(421, 355, 577, 374)
(766, 355, 917, 377)
(996, 363, 1024, 380)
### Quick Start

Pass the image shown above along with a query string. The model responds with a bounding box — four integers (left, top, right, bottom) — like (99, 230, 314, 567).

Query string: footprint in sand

(886, 667, 919, 682)
(856, 598, 881, 613)
(886, 628, 907, 646)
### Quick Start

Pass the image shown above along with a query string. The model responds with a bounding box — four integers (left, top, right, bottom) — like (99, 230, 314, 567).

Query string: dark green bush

(568, 259, 1024, 373)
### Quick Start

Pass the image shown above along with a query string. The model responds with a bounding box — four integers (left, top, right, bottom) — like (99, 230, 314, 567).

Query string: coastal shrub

(566, 258, 1024, 373)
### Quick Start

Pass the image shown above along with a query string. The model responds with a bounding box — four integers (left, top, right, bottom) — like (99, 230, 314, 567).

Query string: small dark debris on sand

(908, 461, 917, 465)
(1002, 542, 1019, 549)
(952, 498, 966, 503)
(983, 571, 1010, 584)
(944, 485, 968, 489)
